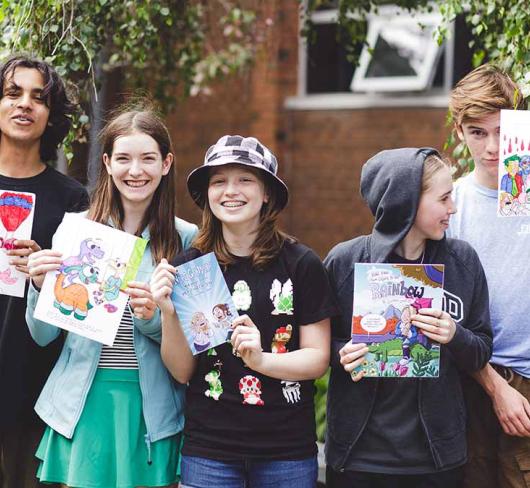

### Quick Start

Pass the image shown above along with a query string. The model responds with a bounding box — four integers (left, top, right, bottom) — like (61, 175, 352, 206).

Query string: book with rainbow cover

(352, 263, 444, 378)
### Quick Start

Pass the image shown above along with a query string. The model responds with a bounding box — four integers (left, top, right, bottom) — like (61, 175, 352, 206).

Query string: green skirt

(36, 368, 180, 488)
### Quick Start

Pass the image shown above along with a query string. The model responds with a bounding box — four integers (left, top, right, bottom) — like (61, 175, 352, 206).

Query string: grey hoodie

(324, 148, 493, 473)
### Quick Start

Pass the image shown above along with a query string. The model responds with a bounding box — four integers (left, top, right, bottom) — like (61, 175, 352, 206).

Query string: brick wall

(166, 1, 450, 259)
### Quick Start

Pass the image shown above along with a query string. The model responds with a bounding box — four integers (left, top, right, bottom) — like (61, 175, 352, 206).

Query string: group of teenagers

(0, 53, 528, 488)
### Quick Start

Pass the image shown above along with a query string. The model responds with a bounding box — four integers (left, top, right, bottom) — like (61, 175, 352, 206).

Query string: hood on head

(360, 147, 440, 262)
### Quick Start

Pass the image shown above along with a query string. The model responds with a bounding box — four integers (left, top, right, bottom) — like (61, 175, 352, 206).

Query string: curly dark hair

(0, 54, 76, 162)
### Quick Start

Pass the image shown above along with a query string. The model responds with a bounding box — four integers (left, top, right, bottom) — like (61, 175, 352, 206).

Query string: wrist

(476, 365, 507, 397)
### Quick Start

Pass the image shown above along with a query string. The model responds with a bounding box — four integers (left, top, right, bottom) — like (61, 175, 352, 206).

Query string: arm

(413, 252, 492, 372)
(127, 281, 161, 342)
(151, 259, 197, 383)
(231, 314, 330, 380)
(473, 364, 530, 437)
(25, 281, 62, 346)
(160, 308, 197, 383)
(25, 249, 64, 346)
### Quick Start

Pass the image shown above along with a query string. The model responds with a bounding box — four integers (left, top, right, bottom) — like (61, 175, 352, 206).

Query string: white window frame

(351, 7, 444, 92)
(289, 3, 454, 110)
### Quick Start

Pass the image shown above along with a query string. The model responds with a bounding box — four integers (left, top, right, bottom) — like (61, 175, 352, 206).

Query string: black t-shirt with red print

(173, 241, 338, 461)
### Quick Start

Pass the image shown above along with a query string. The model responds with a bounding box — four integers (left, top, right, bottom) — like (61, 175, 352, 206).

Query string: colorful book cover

(498, 109, 530, 217)
(33, 213, 147, 346)
(0, 190, 36, 297)
(171, 252, 238, 355)
(352, 263, 444, 378)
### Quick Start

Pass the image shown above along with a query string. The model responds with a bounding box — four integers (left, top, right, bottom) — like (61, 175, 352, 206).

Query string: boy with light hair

(447, 64, 529, 488)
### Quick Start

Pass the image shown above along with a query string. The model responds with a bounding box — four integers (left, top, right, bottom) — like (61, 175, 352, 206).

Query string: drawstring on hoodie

(145, 434, 152, 465)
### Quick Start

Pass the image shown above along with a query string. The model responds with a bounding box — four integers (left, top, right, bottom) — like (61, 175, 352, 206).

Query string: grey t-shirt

(447, 172, 530, 377)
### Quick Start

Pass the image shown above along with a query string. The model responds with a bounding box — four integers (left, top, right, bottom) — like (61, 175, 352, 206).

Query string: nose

(448, 196, 457, 215)
(16, 92, 33, 110)
(486, 133, 499, 156)
(128, 159, 143, 177)
(224, 179, 239, 195)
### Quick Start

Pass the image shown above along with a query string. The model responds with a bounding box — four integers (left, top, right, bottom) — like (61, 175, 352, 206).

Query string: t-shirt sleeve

(67, 185, 90, 213)
(172, 248, 201, 267)
(294, 249, 339, 326)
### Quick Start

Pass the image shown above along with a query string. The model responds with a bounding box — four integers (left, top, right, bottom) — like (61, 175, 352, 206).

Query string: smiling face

(103, 131, 172, 210)
(412, 166, 456, 241)
(457, 112, 500, 190)
(0, 67, 50, 148)
(213, 305, 227, 320)
(207, 164, 269, 232)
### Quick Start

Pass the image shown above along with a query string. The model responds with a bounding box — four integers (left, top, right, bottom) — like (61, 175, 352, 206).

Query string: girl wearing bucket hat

(151, 135, 338, 488)
(324, 148, 492, 488)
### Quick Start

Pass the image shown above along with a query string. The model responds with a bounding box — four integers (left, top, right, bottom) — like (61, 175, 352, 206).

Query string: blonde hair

(449, 64, 525, 126)
(422, 154, 451, 192)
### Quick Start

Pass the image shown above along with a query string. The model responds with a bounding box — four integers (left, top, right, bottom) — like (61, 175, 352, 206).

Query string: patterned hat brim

(187, 158, 289, 210)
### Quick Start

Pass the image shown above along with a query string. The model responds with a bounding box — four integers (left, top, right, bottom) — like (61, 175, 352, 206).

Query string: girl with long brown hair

(151, 135, 337, 488)
(25, 102, 197, 488)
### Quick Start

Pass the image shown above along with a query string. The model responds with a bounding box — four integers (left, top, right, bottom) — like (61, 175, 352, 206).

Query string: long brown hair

(193, 167, 294, 269)
(88, 103, 181, 263)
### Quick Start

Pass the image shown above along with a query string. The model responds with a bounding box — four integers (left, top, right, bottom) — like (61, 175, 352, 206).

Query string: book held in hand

(352, 263, 444, 378)
(171, 252, 238, 355)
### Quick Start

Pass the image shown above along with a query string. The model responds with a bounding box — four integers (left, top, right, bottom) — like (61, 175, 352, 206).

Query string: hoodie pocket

(515, 451, 530, 487)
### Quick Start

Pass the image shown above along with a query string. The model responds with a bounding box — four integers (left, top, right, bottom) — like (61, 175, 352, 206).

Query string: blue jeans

(181, 454, 318, 488)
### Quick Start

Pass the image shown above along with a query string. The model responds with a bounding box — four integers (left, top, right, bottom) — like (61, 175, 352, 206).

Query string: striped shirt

(98, 304, 139, 369)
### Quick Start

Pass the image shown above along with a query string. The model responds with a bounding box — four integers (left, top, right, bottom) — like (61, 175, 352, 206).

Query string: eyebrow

(4, 81, 45, 94)
(114, 152, 158, 157)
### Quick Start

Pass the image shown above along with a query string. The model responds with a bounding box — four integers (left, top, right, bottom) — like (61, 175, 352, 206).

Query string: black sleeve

(172, 248, 201, 267)
(446, 250, 493, 372)
(323, 251, 351, 369)
(67, 185, 90, 213)
(293, 248, 339, 326)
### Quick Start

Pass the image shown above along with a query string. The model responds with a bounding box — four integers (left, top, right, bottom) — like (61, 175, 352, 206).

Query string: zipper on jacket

(133, 311, 154, 444)
(417, 380, 442, 469)
(145, 433, 153, 465)
(338, 379, 380, 471)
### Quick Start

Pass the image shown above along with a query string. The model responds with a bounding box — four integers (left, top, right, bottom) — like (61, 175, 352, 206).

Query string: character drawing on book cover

(190, 311, 213, 353)
(498, 110, 530, 216)
(352, 264, 443, 378)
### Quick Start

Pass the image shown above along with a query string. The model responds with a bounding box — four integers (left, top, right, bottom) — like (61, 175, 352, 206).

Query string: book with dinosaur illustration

(352, 263, 445, 378)
(0, 190, 36, 297)
(33, 213, 147, 345)
(171, 252, 238, 355)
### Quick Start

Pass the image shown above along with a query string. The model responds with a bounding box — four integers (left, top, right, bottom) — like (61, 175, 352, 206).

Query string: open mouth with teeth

(222, 201, 246, 208)
(124, 180, 149, 188)
(13, 115, 34, 123)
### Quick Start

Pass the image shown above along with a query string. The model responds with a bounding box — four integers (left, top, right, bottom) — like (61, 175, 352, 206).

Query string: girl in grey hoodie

(325, 148, 493, 488)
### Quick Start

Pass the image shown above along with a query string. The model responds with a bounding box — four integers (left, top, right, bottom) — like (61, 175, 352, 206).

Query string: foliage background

(0, 0, 264, 172)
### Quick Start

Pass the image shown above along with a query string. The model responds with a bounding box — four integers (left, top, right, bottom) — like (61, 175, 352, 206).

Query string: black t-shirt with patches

(174, 241, 337, 461)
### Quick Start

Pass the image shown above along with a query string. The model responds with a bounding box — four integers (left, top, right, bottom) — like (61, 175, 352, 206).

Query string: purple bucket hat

(187, 135, 289, 210)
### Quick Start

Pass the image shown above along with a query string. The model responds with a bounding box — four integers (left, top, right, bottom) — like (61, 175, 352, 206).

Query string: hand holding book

(411, 308, 456, 344)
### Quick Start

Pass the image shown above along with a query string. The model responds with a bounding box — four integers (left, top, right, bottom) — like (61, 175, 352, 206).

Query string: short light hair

(449, 64, 525, 126)
(422, 154, 450, 192)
